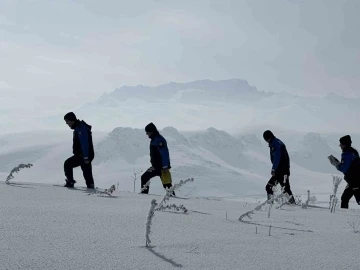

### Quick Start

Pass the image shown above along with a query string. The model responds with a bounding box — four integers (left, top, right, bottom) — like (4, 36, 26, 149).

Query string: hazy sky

(0, 0, 359, 110)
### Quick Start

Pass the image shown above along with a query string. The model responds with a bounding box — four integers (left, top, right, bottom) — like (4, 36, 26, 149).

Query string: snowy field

(1, 180, 359, 270)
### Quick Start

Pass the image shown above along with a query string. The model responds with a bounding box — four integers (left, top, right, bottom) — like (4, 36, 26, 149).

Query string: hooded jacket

(336, 146, 360, 187)
(145, 123, 171, 171)
(268, 137, 290, 176)
(72, 120, 94, 161)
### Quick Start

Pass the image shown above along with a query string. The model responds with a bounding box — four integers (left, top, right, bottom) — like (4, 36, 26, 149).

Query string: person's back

(149, 132, 170, 172)
(72, 120, 94, 161)
(268, 137, 290, 176)
(339, 145, 360, 187)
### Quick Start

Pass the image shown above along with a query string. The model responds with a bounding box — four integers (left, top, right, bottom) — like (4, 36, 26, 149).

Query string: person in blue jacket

(334, 135, 360, 208)
(140, 122, 175, 196)
(63, 112, 95, 188)
(263, 130, 295, 204)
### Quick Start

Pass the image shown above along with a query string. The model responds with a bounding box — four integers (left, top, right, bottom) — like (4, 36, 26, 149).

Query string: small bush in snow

(146, 199, 158, 247)
(347, 220, 360, 233)
(309, 195, 317, 205)
(156, 204, 188, 213)
(239, 191, 289, 221)
(294, 195, 302, 205)
(329, 175, 342, 213)
(132, 169, 142, 193)
(87, 184, 117, 197)
(140, 179, 151, 193)
(99, 184, 116, 196)
(5, 163, 33, 184)
(301, 190, 312, 209)
(156, 178, 194, 210)
(145, 178, 194, 247)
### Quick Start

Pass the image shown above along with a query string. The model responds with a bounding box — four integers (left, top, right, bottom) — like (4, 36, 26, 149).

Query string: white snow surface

(0, 181, 359, 270)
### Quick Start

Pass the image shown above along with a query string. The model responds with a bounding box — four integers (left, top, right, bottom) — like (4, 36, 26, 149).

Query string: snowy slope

(290, 132, 338, 173)
(0, 181, 359, 270)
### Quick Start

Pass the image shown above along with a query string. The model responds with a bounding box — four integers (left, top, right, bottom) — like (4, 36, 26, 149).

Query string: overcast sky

(0, 0, 359, 110)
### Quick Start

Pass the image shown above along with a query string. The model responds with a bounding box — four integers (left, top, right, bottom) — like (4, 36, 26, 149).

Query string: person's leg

(64, 156, 81, 187)
(265, 176, 278, 201)
(341, 185, 354, 208)
(80, 162, 95, 188)
(140, 167, 159, 194)
(161, 170, 175, 196)
(279, 175, 295, 203)
(353, 186, 360, 205)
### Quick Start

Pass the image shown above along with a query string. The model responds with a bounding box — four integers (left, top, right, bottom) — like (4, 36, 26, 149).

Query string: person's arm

(78, 124, 90, 161)
(271, 140, 282, 173)
(336, 152, 353, 173)
(157, 139, 170, 169)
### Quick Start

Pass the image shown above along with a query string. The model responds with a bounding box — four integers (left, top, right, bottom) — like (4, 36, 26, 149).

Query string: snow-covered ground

(0, 180, 359, 270)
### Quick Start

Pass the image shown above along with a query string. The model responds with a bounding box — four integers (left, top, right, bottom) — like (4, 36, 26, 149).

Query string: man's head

(339, 135, 351, 150)
(145, 122, 158, 138)
(263, 130, 275, 143)
(64, 112, 77, 129)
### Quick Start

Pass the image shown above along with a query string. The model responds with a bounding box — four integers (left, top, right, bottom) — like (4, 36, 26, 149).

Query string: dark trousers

(140, 167, 174, 195)
(341, 185, 360, 208)
(266, 174, 294, 200)
(64, 156, 94, 187)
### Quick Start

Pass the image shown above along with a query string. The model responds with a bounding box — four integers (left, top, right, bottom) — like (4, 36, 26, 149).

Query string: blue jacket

(268, 137, 290, 175)
(149, 132, 171, 171)
(336, 146, 359, 186)
(72, 120, 94, 160)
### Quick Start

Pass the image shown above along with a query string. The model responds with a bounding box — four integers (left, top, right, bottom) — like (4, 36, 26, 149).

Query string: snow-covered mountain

(0, 127, 349, 198)
(66, 79, 360, 133)
(1, 79, 360, 135)
(90, 79, 269, 105)
(290, 132, 338, 173)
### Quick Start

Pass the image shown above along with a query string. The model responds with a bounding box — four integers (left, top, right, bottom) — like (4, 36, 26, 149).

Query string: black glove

(328, 155, 340, 167)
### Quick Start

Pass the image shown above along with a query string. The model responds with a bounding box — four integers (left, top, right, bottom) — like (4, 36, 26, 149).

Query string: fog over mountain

(1, 79, 359, 135)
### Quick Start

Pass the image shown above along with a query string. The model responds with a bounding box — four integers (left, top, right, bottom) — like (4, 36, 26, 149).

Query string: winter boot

(64, 179, 76, 188)
(87, 183, 95, 189)
(163, 184, 175, 196)
(288, 196, 296, 204)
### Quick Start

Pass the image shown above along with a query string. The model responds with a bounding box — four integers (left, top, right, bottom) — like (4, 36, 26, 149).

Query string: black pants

(64, 156, 94, 187)
(140, 167, 174, 195)
(266, 174, 294, 199)
(341, 185, 360, 208)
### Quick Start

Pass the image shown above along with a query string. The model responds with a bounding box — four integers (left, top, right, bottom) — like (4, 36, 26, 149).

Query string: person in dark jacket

(63, 112, 95, 188)
(263, 130, 295, 204)
(140, 122, 175, 195)
(332, 135, 360, 208)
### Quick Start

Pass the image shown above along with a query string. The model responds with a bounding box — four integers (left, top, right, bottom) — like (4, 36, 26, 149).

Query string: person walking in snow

(263, 130, 295, 204)
(63, 112, 95, 189)
(329, 135, 360, 208)
(140, 122, 175, 196)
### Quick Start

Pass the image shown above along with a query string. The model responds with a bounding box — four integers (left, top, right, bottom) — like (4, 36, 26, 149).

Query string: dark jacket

(336, 146, 360, 187)
(149, 131, 171, 171)
(72, 120, 94, 161)
(268, 137, 290, 176)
